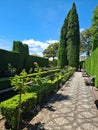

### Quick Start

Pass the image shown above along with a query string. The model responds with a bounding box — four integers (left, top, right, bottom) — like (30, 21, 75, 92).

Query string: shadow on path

(24, 93, 70, 129)
(43, 93, 70, 112)
(25, 122, 45, 130)
(95, 100, 98, 109)
(48, 93, 70, 104)
(44, 105, 56, 112)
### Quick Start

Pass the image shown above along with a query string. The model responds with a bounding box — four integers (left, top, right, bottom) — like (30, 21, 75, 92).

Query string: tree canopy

(43, 42, 58, 61)
(80, 28, 92, 56)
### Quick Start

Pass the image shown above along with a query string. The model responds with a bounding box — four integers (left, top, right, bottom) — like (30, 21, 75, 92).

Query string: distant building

(79, 55, 87, 61)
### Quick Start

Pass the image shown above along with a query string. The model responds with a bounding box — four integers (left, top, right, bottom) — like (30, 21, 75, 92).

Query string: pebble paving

(0, 72, 98, 130)
(24, 72, 98, 130)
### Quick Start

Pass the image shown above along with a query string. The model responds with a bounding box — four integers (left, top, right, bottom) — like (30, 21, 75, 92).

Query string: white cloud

(22, 39, 49, 49)
(22, 39, 59, 56)
(46, 40, 59, 44)
(80, 28, 85, 32)
(22, 39, 42, 46)
(37, 52, 43, 57)
(0, 38, 59, 57)
(30, 47, 40, 52)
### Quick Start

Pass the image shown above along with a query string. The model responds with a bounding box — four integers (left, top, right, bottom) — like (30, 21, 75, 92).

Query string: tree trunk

(17, 92, 21, 130)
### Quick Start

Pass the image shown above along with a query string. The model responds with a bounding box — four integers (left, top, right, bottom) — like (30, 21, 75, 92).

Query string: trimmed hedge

(83, 47, 98, 87)
(0, 92, 37, 129)
(0, 41, 49, 75)
(13, 41, 29, 55)
(0, 69, 61, 91)
(0, 68, 75, 129)
(24, 55, 49, 72)
(0, 78, 11, 91)
(0, 49, 22, 73)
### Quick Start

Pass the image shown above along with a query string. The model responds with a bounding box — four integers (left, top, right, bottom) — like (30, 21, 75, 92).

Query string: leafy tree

(58, 18, 68, 68)
(43, 42, 58, 61)
(67, 3, 80, 69)
(80, 28, 92, 56)
(11, 69, 30, 130)
(90, 5, 98, 50)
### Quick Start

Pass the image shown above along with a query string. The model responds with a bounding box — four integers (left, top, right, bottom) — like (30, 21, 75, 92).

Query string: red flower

(34, 62, 38, 65)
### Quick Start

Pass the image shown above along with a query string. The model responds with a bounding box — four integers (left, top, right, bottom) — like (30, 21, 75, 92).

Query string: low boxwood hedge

(0, 92, 37, 129)
(0, 68, 75, 129)
(0, 69, 61, 91)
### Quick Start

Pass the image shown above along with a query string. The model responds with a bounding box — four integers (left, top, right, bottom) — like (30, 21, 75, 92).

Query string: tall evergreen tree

(90, 5, 98, 51)
(67, 3, 80, 69)
(58, 18, 68, 68)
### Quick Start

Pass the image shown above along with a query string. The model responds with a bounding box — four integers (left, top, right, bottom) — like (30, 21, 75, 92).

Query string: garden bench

(85, 75, 96, 88)
(88, 76, 96, 86)
(82, 70, 88, 77)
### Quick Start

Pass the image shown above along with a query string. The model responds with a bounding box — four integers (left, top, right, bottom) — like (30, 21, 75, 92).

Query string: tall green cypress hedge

(0, 41, 49, 75)
(83, 47, 98, 87)
(12, 41, 30, 72)
(57, 3, 80, 69)
(92, 38, 98, 51)
(67, 3, 80, 69)
(58, 18, 68, 68)
(0, 49, 21, 71)
(91, 5, 98, 51)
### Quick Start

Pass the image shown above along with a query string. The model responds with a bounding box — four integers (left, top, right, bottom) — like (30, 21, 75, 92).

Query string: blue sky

(0, 0, 98, 56)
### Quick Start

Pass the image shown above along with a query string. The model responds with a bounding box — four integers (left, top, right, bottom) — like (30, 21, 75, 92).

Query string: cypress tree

(58, 18, 68, 68)
(91, 5, 98, 51)
(67, 3, 80, 69)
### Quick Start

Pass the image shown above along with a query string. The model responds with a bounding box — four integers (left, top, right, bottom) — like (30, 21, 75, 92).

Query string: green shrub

(0, 92, 37, 129)
(0, 68, 74, 129)
(0, 69, 61, 91)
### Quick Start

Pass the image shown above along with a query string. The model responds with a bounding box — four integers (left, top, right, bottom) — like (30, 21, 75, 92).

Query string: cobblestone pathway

(0, 72, 98, 130)
(24, 72, 98, 130)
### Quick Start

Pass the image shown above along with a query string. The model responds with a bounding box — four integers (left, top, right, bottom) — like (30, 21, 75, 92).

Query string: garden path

(0, 72, 98, 130)
(24, 72, 98, 130)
